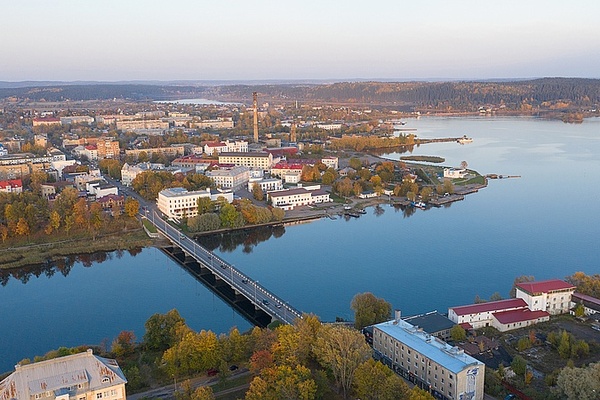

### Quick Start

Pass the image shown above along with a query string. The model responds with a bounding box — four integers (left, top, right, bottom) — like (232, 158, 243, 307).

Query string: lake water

(2, 116, 599, 373)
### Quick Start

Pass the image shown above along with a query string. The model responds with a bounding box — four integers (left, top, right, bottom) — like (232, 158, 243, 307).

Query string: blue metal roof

(374, 319, 483, 374)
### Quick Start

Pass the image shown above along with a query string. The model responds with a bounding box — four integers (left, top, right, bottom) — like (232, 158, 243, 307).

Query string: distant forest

(1, 78, 599, 111)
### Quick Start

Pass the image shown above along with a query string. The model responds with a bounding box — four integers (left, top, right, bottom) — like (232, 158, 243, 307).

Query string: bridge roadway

(148, 211, 303, 326)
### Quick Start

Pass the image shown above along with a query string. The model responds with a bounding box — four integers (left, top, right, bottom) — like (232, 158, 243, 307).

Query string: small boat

(411, 201, 426, 209)
(457, 135, 473, 144)
(357, 209, 367, 214)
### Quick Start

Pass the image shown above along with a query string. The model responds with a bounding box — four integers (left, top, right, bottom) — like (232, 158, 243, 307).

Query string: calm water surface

(1, 117, 599, 373)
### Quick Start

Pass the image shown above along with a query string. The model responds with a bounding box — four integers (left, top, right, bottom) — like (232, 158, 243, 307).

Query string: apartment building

(218, 152, 273, 171)
(157, 187, 233, 219)
(516, 279, 576, 315)
(206, 165, 250, 190)
(373, 312, 485, 400)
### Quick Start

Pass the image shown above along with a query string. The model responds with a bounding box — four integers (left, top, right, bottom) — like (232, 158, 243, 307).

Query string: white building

(321, 156, 339, 170)
(204, 142, 229, 155)
(570, 292, 600, 317)
(443, 168, 467, 179)
(157, 187, 233, 220)
(206, 165, 250, 190)
(284, 171, 302, 184)
(247, 177, 283, 193)
(515, 279, 576, 315)
(219, 152, 273, 171)
(268, 185, 331, 210)
(0, 349, 127, 400)
(87, 182, 119, 198)
(60, 116, 94, 125)
(448, 298, 529, 329)
(82, 145, 98, 161)
(121, 162, 165, 186)
(373, 311, 485, 400)
(317, 123, 342, 130)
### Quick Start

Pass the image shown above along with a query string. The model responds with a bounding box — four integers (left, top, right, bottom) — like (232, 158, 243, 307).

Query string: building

(247, 177, 283, 193)
(157, 187, 233, 220)
(82, 145, 98, 161)
(570, 292, 600, 316)
(218, 152, 273, 171)
(87, 182, 119, 199)
(443, 168, 467, 179)
(0, 348, 127, 400)
(0, 144, 7, 156)
(206, 165, 250, 190)
(60, 116, 94, 125)
(321, 156, 339, 170)
(284, 171, 302, 184)
(32, 117, 61, 127)
(96, 138, 121, 159)
(516, 279, 576, 315)
(97, 194, 125, 214)
(0, 179, 23, 194)
(403, 311, 456, 342)
(116, 119, 169, 131)
(490, 308, 550, 332)
(373, 311, 485, 400)
(190, 117, 234, 129)
(270, 162, 304, 178)
(448, 298, 529, 329)
(317, 123, 342, 130)
(120, 162, 166, 186)
(268, 185, 331, 210)
(172, 155, 214, 170)
(204, 142, 229, 155)
(125, 146, 185, 161)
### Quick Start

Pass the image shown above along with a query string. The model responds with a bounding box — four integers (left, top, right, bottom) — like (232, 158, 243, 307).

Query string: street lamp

(254, 280, 258, 304)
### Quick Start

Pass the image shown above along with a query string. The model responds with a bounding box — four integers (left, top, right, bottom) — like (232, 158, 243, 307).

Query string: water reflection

(196, 225, 286, 254)
(0, 248, 144, 286)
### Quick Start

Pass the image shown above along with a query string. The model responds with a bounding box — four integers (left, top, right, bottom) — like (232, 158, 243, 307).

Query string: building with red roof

(570, 292, 600, 317)
(491, 309, 550, 332)
(516, 279, 576, 315)
(448, 298, 528, 329)
(0, 179, 22, 194)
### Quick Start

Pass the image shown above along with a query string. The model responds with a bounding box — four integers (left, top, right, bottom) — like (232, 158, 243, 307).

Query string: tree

(351, 292, 392, 330)
(245, 364, 317, 400)
(349, 157, 363, 170)
(219, 203, 243, 228)
(313, 324, 371, 399)
(271, 207, 285, 221)
(111, 331, 136, 358)
(490, 292, 503, 301)
(574, 302, 585, 317)
(460, 160, 468, 170)
(197, 197, 214, 215)
(555, 363, 600, 400)
(143, 309, 186, 351)
(191, 386, 214, 400)
(124, 198, 140, 218)
(15, 217, 30, 237)
(353, 359, 411, 400)
(420, 187, 433, 202)
(250, 349, 274, 375)
(73, 198, 89, 227)
(252, 182, 264, 201)
(511, 355, 527, 376)
(450, 325, 466, 342)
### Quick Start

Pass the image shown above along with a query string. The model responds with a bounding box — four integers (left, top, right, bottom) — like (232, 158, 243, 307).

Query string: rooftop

(374, 319, 483, 374)
(492, 309, 550, 324)
(403, 311, 455, 334)
(449, 298, 527, 316)
(516, 279, 576, 295)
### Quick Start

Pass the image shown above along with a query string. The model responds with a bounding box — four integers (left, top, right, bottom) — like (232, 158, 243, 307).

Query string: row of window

(96, 389, 118, 398)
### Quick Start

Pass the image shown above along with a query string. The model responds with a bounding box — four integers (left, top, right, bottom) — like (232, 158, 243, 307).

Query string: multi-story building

(96, 138, 121, 159)
(373, 312, 485, 400)
(157, 187, 233, 220)
(321, 156, 339, 170)
(116, 119, 169, 131)
(570, 292, 600, 317)
(516, 279, 576, 315)
(268, 185, 331, 210)
(82, 145, 98, 161)
(0, 349, 127, 400)
(60, 116, 94, 125)
(247, 177, 283, 193)
(125, 146, 185, 161)
(218, 152, 273, 171)
(402, 311, 456, 342)
(206, 165, 250, 190)
(191, 117, 234, 129)
(270, 162, 304, 178)
(0, 179, 23, 194)
(204, 142, 229, 155)
(121, 162, 165, 186)
(32, 117, 61, 127)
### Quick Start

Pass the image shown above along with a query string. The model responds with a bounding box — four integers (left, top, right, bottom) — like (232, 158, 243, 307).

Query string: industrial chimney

(253, 92, 258, 143)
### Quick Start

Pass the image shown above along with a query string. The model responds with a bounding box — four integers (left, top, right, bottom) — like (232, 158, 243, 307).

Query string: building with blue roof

(372, 311, 484, 400)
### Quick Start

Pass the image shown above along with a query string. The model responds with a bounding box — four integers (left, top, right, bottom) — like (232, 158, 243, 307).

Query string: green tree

(219, 203, 243, 228)
(420, 187, 433, 202)
(111, 331, 136, 358)
(188, 213, 221, 232)
(313, 324, 371, 399)
(555, 363, 600, 400)
(197, 197, 214, 215)
(143, 309, 186, 351)
(574, 303, 585, 317)
(511, 355, 527, 376)
(271, 207, 285, 221)
(351, 292, 392, 330)
(349, 157, 363, 170)
(191, 386, 214, 400)
(353, 358, 411, 400)
(450, 325, 467, 342)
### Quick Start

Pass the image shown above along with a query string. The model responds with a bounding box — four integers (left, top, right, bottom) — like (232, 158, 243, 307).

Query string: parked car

(207, 368, 219, 376)
(229, 365, 238, 371)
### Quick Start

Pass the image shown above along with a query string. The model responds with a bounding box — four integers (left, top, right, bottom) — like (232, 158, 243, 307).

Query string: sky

(2, 0, 599, 82)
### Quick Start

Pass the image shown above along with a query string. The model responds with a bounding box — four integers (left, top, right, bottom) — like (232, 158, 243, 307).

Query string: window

(97, 394, 103, 399)
(102, 377, 110, 383)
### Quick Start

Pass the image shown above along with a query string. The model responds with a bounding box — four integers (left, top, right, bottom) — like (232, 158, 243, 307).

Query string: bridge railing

(148, 210, 303, 324)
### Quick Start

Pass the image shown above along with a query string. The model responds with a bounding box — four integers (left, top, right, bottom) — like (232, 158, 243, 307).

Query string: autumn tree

(111, 331, 136, 358)
(197, 197, 214, 215)
(250, 349, 274, 375)
(15, 217, 30, 237)
(271, 207, 285, 221)
(351, 292, 392, 330)
(124, 198, 140, 218)
(252, 182, 264, 201)
(353, 359, 411, 400)
(143, 309, 186, 351)
(450, 325, 467, 342)
(245, 364, 317, 400)
(313, 324, 371, 399)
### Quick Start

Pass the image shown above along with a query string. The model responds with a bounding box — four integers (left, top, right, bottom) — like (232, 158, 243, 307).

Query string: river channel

(1, 116, 599, 373)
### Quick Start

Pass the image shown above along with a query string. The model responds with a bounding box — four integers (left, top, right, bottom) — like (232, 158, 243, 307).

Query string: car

(242, 279, 249, 284)
(276, 303, 282, 308)
(229, 365, 238, 371)
(221, 264, 227, 269)
(504, 394, 516, 400)
(262, 299, 270, 305)
(207, 368, 219, 376)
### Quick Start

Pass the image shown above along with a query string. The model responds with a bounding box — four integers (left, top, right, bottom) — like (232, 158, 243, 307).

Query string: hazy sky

(2, 0, 599, 81)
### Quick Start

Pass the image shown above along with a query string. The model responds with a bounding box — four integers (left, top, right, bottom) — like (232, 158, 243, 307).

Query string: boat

(411, 201, 427, 209)
(357, 209, 367, 214)
(457, 135, 473, 144)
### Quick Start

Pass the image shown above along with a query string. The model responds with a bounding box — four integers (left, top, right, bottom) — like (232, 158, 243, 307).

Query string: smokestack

(395, 310, 401, 323)
(253, 92, 258, 143)
(290, 122, 297, 143)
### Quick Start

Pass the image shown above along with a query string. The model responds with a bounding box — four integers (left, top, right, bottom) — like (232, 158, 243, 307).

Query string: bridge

(146, 210, 303, 326)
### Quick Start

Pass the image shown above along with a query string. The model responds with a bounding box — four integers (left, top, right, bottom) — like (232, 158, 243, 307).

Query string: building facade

(0, 179, 23, 194)
(218, 152, 273, 171)
(516, 279, 576, 315)
(247, 177, 283, 193)
(206, 165, 250, 190)
(373, 313, 485, 400)
(268, 185, 331, 210)
(0, 349, 127, 400)
(448, 298, 529, 329)
(157, 187, 233, 220)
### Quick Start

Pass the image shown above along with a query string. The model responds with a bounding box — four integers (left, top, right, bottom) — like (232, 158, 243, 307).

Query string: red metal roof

(572, 292, 600, 306)
(450, 298, 527, 316)
(516, 279, 575, 295)
(0, 179, 22, 189)
(492, 309, 549, 325)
